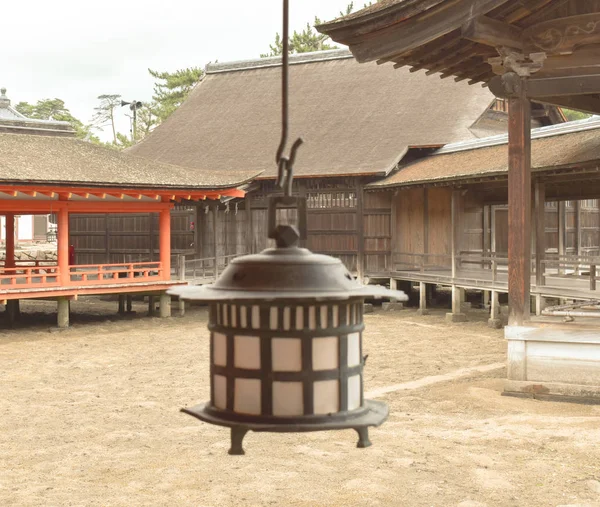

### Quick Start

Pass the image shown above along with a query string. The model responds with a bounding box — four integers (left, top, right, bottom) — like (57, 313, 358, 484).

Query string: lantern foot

(228, 427, 248, 455)
(355, 427, 372, 448)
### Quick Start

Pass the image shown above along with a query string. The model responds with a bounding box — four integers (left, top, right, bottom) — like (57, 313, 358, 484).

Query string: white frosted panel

(272, 338, 302, 372)
(283, 307, 291, 331)
(252, 305, 260, 329)
(240, 306, 248, 328)
(332, 305, 339, 327)
(231, 305, 237, 327)
(213, 332, 227, 367)
(213, 375, 227, 410)
(320, 305, 328, 328)
(312, 337, 339, 371)
(308, 306, 317, 330)
(234, 378, 261, 415)
(270, 307, 278, 330)
(223, 304, 229, 326)
(273, 382, 303, 417)
(295, 306, 304, 330)
(234, 335, 261, 370)
(347, 332, 361, 367)
(348, 375, 361, 411)
(313, 380, 339, 415)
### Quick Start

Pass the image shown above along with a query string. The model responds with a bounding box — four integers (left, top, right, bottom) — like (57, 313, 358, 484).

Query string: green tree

(261, 3, 359, 58)
(14, 98, 98, 141)
(562, 108, 593, 122)
(148, 67, 204, 123)
(91, 94, 122, 144)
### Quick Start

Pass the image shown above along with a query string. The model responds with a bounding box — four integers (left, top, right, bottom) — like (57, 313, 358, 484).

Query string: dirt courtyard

(1, 299, 599, 507)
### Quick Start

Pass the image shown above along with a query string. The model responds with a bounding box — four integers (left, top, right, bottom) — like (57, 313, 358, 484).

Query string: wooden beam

(356, 181, 365, 282)
(350, 0, 511, 63)
(534, 95, 600, 116)
(507, 78, 532, 326)
(527, 75, 600, 98)
(462, 15, 523, 50)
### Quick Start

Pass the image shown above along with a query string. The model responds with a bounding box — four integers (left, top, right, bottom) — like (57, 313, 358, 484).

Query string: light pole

(120, 100, 143, 142)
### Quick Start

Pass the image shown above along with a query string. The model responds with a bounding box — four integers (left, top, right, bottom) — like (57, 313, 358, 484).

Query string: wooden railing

(175, 253, 246, 282)
(541, 255, 600, 291)
(0, 265, 60, 287)
(69, 262, 163, 285)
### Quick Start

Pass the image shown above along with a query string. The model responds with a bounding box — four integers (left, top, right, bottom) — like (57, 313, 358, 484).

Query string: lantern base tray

(182, 400, 388, 455)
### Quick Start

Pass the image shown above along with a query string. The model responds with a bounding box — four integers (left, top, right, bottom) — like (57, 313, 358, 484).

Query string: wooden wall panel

(427, 187, 451, 262)
(394, 187, 425, 261)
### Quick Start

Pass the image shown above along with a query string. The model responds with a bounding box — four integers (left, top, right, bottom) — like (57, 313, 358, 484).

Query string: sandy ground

(1, 299, 600, 507)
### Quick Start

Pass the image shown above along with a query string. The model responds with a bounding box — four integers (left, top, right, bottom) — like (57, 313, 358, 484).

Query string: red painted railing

(0, 265, 60, 287)
(0, 262, 164, 290)
(68, 262, 163, 285)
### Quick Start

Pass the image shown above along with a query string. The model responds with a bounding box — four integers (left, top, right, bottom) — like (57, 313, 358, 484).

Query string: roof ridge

(437, 116, 600, 155)
(205, 49, 353, 74)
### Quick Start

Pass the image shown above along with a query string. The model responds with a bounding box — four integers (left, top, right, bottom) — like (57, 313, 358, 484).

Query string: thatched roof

(129, 49, 497, 179)
(368, 118, 600, 189)
(0, 133, 259, 190)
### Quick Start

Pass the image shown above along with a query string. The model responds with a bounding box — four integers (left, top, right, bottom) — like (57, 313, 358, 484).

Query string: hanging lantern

(170, 196, 406, 454)
(169, 0, 407, 455)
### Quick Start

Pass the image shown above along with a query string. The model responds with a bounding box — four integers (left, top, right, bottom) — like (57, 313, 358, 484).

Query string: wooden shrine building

(129, 49, 563, 280)
(319, 0, 600, 402)
(0, 106, 253, 327)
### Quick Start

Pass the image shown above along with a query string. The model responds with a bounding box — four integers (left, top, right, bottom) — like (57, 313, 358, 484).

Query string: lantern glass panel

(273, 381, 304, 417)
(312, 337, 339, 371)
(234, 378, 261, 415)
(347, 332, 361, 367)
(213, 332, 227, 367)
(213, 374, 227, 410)
(272, 338, 302, 372)
(348, 375, 361, 411)
(234, 336, 261, 370)
(313, 379, 340, 414)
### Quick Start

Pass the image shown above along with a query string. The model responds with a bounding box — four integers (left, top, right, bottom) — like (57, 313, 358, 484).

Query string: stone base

(416, 309, 430, 316)
(363, 303, 374, 314)
(504, 380, 600, 404)
(488, 318, 503, 329)
(382, 302, 404, 312)
(505, 323, 600, 403)
(445, 312, 467, 323)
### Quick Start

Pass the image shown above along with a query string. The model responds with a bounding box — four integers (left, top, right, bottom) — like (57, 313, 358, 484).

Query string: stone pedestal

(504, 321, 600, 403)
(446, 312, 467, 323)
(363, 303, 374, 314)
(382, 302, 404, 312)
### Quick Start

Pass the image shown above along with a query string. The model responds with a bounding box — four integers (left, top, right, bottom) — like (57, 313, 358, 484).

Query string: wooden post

(148, 295, 156, 316)
(178, 298, 186, 317)
(534, 181, 546, 316)
(213, 204, 219, 279)
(159, 207, 171, 280)
(194, 204, 201, 256)
(534, 181, 546, 289)
(356, 182, 365, 282)
(57, 298, 69, 328)
(507, 82, 532, 326)
(5, 213, 15, 269)
(178, 255, 186, 281)
(6, 299, 20, 325)
(126, 295, 133, 313)
(417, 281, 429, 315)
(451, 189, 461, 279)
(558, 200, 566, 275)
(246, 193, 254, 254)
(483, 205, 491, 261)
(423, 188, 429, 259)
(118, 295, 126, 315)
(488, 291, 502, 329)
(57, 205, 70, 286)
(159, 293, 171, 318)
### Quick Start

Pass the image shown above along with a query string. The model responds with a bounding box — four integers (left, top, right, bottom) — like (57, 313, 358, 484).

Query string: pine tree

(148, 67, 204, 123)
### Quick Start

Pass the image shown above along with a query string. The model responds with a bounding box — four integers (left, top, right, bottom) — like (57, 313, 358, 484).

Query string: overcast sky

(3, 0, 351, 141)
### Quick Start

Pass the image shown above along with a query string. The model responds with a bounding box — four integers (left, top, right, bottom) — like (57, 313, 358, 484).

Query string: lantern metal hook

(275, 0, 303, 197)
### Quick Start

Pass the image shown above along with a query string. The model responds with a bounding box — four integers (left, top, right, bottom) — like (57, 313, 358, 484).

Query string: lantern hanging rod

(275, 0, 303, 197)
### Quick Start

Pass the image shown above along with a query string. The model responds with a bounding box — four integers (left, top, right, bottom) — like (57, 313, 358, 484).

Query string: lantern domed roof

(170, 246, 407, 302)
